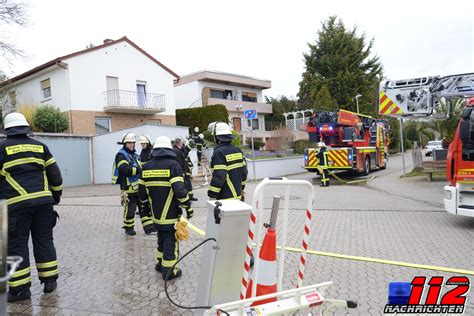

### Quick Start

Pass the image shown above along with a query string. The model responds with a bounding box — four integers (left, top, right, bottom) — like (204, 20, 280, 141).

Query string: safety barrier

(241, 178, 315, 300)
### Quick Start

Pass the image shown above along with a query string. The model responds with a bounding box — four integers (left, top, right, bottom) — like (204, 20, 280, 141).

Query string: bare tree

(0, 0, 28, 123)
(0, 0, 28, 61)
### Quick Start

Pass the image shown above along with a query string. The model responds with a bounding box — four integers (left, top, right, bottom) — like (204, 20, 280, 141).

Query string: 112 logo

(409, 276, 470, 305)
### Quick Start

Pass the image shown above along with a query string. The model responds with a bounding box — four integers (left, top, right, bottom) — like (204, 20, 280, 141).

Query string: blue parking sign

(244, 110, 257, 119)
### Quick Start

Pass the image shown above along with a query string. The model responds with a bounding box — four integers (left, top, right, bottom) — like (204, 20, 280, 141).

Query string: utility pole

(399, 118, 406, 177)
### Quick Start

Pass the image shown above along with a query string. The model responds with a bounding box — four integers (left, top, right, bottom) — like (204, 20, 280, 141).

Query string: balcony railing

(103, 90, 165, 114)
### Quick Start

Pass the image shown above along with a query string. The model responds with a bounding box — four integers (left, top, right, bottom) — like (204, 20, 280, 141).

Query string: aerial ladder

(378, 72, 474, 217)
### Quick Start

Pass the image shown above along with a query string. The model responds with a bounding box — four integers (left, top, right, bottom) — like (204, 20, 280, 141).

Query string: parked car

(425, 140, 443, 156)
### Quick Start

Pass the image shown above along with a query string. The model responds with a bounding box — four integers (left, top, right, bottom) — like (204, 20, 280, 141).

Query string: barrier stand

(242, 178, 315, 301)
(0, 201, 23, 316)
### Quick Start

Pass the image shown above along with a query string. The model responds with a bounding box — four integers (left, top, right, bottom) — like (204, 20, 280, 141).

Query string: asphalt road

(8, 151, 474, 315)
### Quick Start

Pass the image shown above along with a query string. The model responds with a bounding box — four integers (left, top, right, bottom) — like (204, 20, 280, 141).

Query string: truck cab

(444, 98, 474, 217)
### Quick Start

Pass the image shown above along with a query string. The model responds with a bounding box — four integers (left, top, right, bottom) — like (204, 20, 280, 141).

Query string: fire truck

(304, 109, 390, 175)
(378, 73, 474, 217)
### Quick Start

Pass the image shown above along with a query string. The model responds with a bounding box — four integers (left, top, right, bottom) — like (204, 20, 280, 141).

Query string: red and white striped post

(240, 200, 259, 300)
(240, 178, 315, 300)
(297, 205, 314, 288)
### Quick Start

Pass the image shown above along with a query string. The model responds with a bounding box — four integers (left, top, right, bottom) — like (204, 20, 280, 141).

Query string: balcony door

(137, 81, 147, 108)
(106, 76, 119, 106)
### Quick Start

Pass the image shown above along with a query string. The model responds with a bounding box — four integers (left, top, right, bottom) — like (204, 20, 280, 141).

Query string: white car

(425, 140, 442, 156)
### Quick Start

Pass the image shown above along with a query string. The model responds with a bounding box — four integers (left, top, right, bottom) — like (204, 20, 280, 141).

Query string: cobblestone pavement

(8, 153, 474, 315)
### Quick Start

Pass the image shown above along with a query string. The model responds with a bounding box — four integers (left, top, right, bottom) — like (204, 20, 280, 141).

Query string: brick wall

(65, 110, 176, 135)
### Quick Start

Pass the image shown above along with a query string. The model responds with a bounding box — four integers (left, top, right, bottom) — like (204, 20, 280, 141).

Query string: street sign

(244, 109, 257, 120)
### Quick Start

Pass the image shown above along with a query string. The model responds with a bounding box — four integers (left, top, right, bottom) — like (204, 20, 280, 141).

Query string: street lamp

(354, 94, 362, 114)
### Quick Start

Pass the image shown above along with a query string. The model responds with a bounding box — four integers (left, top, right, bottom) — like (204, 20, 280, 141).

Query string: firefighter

(196, 133, 205, 165)
(316, 142, 330, 187)
(112, 132, 155, 235)
(173, 137, 197, 201)
(138, 136, 193, 280)
(207, 122, 248, 200)
(0, 113, 62, 302)
(139, 135, 153, 163)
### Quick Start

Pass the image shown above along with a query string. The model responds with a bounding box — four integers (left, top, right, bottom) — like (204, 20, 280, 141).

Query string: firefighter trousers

(184, 175, 193, 198)
(8, 203, 58, 293)
(156, 229, 179, 277)
(320, 167, 330, 187)
(123, 193, 154, 231)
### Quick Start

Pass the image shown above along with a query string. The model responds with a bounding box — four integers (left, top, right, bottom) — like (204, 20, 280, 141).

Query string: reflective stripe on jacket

(138, 148, 191, 230)
(208, 142, 248, 200)
(0, 136, 63, 211)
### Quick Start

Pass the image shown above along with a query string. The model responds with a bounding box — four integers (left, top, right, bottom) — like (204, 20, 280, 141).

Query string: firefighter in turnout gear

(112, 132, 156, 235)
(207, 122, 248, 200)
(0, 113, 62, 302)
(173, 137, 197, 201)
(316, 142, 330, 187)
(139, 135, 153, 163)
(138, 136, 193, 280)
(191, 127, 204, 164)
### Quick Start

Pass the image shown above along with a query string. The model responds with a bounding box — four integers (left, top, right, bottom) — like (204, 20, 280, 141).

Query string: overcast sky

(1, 0, 473, 99)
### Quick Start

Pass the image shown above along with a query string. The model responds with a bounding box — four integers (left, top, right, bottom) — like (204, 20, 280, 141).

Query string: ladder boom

(379, 73, 474, 117)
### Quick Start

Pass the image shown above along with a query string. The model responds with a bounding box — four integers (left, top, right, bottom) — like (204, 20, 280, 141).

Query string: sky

(1, 0, 473, 99)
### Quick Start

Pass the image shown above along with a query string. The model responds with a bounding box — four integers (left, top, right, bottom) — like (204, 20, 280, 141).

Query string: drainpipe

(57, 61, 73, 134)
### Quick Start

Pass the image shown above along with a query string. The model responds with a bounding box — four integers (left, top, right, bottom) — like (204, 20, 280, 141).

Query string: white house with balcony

(3, 36, 178, 135)
(174, 70, 272, 135)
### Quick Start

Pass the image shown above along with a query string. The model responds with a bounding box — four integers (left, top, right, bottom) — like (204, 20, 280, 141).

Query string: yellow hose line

(328, 170, 374, 184)
(183, 219, 474, 276)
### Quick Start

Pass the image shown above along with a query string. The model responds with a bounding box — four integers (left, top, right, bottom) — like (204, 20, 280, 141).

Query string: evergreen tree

(298, 16, 383, 115)
(313, 85, 334, 111)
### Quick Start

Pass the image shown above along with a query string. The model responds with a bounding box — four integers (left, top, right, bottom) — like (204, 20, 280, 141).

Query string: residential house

(3, 36, 178, 135)
(174, 70, 272, 138)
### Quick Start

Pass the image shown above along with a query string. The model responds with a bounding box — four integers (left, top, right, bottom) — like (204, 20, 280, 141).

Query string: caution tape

(182, 218, 474, 276)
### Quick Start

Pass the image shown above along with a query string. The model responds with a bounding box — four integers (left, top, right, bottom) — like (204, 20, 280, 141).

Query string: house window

(210, 89, 225, 99)
(242, 92, 257, 102)
(247, 118, 259, 130)
(41, 79, 51, 99)
(147, 119, 162, 125)
(95, 117, 111, 135)
(136, 80, 147, 108)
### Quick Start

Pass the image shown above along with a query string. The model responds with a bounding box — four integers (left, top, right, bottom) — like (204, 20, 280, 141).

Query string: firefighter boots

(163, 268, 182, 281)
(144, 225, 157, 235)
(43, 280, 57, 293)
(125, 228, 136, 236)
(7, 287, 31, 302)
(155, 263, 162, 273)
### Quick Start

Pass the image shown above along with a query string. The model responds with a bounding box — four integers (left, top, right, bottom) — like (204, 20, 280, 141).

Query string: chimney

(103, 39, 114, 44)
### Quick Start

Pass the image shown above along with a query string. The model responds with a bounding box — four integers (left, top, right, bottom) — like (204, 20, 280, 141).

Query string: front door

(233, 117, 241, 132)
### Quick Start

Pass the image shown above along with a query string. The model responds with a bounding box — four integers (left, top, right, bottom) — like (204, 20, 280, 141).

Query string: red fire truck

(378, 73, 474, 217)
(304, 109, 390, 175)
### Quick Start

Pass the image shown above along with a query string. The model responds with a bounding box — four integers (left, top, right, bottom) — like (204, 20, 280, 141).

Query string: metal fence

(104, 89, 165, 111)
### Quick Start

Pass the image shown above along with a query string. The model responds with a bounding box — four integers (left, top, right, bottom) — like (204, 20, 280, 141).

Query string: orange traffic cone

(245, 226, 278, 306)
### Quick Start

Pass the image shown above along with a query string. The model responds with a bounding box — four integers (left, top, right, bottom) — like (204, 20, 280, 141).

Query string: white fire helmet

(138, 135, 152, 145)
(3, 112, 30, 129)
(317, 142, 326, 148)
(198, 133, 204, 140)
(120, 132, 136, 144)
(194, 127, 199, 133)
(208, 121, 234, 142)
(153, 136, 172, 150)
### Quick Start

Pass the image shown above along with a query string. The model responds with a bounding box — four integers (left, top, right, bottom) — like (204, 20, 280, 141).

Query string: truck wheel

(364, 157, 370, 176)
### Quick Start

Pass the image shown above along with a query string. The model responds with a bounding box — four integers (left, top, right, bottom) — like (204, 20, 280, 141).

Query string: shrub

(17, 104, 39, 131)
(176, 104, 229, 134)
(33, 105, 69, 133)
(293, 139, 312, 154)
(202, 130, 242, 148)
(246, 138, 265, 150)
